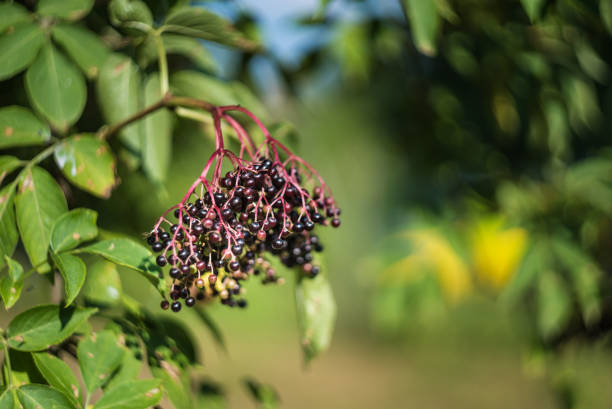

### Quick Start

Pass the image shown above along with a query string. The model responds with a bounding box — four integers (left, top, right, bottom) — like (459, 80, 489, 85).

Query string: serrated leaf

(15, 166, 68, 270)
(83, 259, 123, 307)
(404, 0, 439, 56)
(50, 253, 87, 307)
(0, 183, 19, 270)
(52, 24, 110, 78)
(0, 3, 31, 34)
(7, 304, 97, 351)
(0, 156, 22, 184)
(55, 134, 117, 198)
(0, 256, 24, 309)
(171, 70, 267, 120)
(93, 379, 162, 409)
(295, 274, 336, 363)
(0, 106, 51, 149)
(17, 384, 76, 409)
(97, 54, 143, 154)
(32, 352, 82, 407)
(25, 43, 86, 132)
(37, 0, 94, 21)
(74, 239, 166, 296)
(50, 208, 98, 252)
(163, 7, 257, 50)
(0, 23, 45, 81)
(537, 270, 572, 340)
(78, 331, 125, 395)
(520, 0, 546, 22)
(143, 73, 173, 183)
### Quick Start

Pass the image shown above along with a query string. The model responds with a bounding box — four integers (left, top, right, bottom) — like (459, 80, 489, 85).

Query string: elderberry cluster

(147, 158, 340, 312)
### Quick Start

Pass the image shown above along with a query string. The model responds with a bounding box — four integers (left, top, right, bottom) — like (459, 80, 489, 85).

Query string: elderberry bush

(146, 106, 341, 312)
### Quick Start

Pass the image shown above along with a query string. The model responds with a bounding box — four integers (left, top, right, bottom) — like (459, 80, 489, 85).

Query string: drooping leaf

(520, 0, 546, 22)
(38, 0, 94, 20)
(83, 259, 122, 307)
(50, 253, 87, 307)
(243, 378, 279, 409)
(74, 239, 165, 296)
(15, 166, 68, 270)
(404, 0, 440, 56)
(0, 106, 51, 149)
(0, 156, 22, 184)
(50, 208, 98, 253)
(77, 330, 125, 395)
(0, 23, 45, 80)
(52, 24, 110, 78)
(537, 270, 572, 340)
(32, 352, 82, 407)
(55, 134, 117, 198)
(97, 54, 143, 154)
(0, 3, 31, 34)
(7, 304, 97, 351)
(143, 73, 173, 183)
(0, 183, 19, 270)
(0, 256, 24, 309)
(25, 43, 86, 132)
(295, 273, 336, 363)
(140, 34, 217, 72)
(171, 70, 267, 120)
(16, 384, 76, 409)
(93, 379, 162, 409)
(163, 7, 258, 50)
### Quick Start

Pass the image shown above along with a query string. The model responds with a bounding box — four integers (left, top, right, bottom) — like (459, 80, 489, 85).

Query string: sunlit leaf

(404, 0, 440, 56)
(83, 259, 122, 307)
(16, 384, 76, 409)
(0, 183, 19, 270)
(52, 24, 110, 78)
(93, 379, 162, 409)
(0, 3, 31, 34)
(32, 352, 82, 407)
(0, 256, 24, 309)
(50, 208, 98, 253)
(0, 23, 45, 81)
(0, 106, 51, 149)
(77, 330, 125, 395)
(143, 73, 173, 183)
(54, 134, 117, 198)
(25, 43, 86, 132)
(50, 252, 87, 307)
(15, 166, 68, 270)
(7, 304, 97, 351)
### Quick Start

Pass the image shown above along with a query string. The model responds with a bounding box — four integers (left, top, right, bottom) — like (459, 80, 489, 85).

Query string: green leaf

(0, 156, 22, 184)
(77, 330, 125, 395)
(163, 34, 217, 72)
(501, 241, 547, 306)
(520, 0, 546, 22)
(83, 259, 122, 306)
(32, 352, 82, 407)
(0, 3, 31, 34)
(171, 70, 267, 120)
(17, 384, 76, 409)
(0, 23, 45, 81)
(97, 54, 143, 154)
(243, 378, 279, 409)
(0, 183, 19, 270)
(0, 389, 16, 409)
(104, 349, 141, 391)
(37, 0, 94, 21)
(15, 166, 68, 270)
(143, 73, 173, 183)
(163, 7, 258, 50)
(25, 43, 87, 133)
(0, 256, 24, 309)
(93, 379, 162, 409)
(404, 0, 439, 56)
(55, 134, 117, 198)
(0, 106, 51, 149)
(52, 24, 110, 78)
(295, 273, 336, 363)
(150, 363, 193, 409)
(50, 208, 98, 252)
(537, 270, 572, 340)
(601, 0, 612, 35)
(6, 349, 45, 387)
(75, 239, 165, 297)
(109, 0, 154, 34)
(50, 253, 87, 307)
(7, 305, 97, 351)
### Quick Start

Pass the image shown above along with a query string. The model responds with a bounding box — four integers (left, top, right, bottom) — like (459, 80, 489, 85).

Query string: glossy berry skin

(171, 301, 182, 312)
(160, 300, 170, 310)
(185, 297, 196, 307)
(156, 255, 167, 267)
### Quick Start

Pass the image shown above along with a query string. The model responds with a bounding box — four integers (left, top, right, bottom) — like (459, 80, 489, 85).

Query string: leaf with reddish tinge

(55, 134, 117, 198)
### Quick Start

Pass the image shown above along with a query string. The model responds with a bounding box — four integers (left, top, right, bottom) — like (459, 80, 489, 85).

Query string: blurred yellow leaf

(470, 217, 528, 291)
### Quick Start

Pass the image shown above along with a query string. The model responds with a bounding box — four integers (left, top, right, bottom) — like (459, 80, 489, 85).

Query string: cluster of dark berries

(147, 153, 340, 312)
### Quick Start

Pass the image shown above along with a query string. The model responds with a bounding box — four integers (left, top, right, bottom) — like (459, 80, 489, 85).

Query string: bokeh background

(5, 0, 612, 408)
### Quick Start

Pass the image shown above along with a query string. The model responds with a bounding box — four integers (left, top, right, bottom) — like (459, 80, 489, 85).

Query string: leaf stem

(153, 31, 169, 95)
(1, 336, 12, 387)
